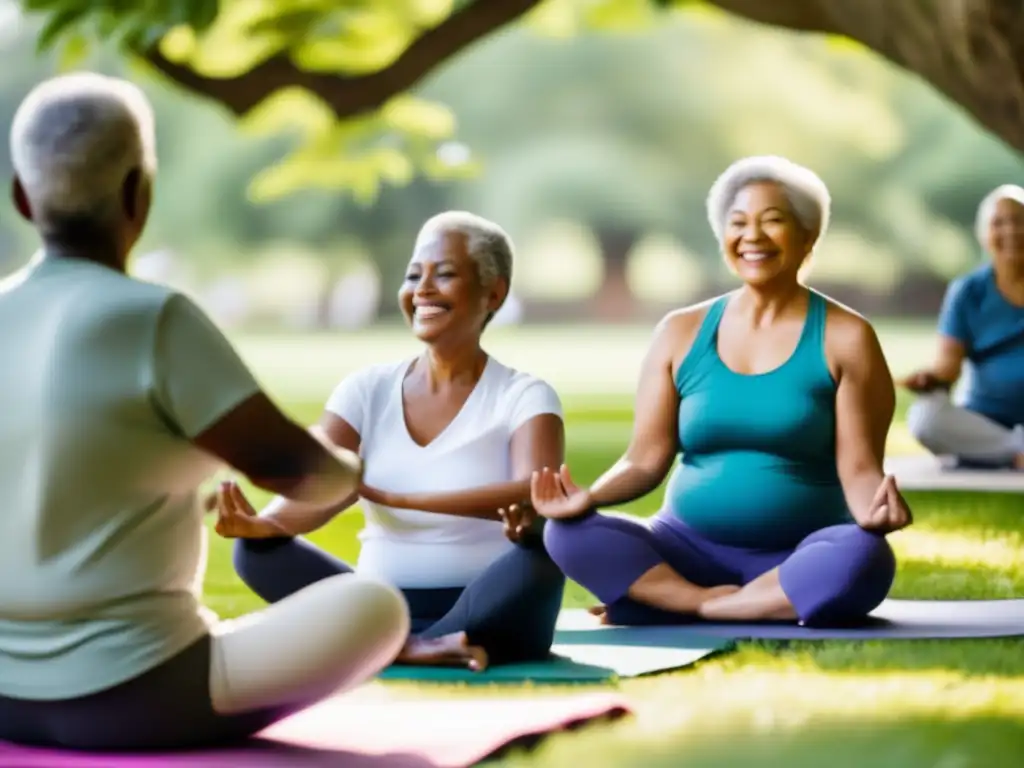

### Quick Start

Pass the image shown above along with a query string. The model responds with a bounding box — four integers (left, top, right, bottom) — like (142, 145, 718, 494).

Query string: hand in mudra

(498, 502, 536, 543)
(530, 465, 592, 520)
(858, 475, 913, 534)
(899, 370, 950, 394)
(213, 482, 287, 539)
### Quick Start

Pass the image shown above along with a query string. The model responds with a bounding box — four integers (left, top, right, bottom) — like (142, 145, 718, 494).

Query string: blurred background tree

(4, 0, 1024, 326)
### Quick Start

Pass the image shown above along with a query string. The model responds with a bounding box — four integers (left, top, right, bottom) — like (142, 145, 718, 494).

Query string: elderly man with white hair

(532, 155, 911, 628)
(0, 73, 410, 751)
(900, 185, 1024, 470)
(223, 210, 567, 673)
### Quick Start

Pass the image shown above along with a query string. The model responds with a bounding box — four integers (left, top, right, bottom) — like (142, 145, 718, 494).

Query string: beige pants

(208, 574, 409, 715)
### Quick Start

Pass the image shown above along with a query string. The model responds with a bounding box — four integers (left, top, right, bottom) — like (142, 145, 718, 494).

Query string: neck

(736, 278, 806, 325)
(40, 232, 128, 273)
(994, 262, 1024, 306)
(420, 341, 487, 386)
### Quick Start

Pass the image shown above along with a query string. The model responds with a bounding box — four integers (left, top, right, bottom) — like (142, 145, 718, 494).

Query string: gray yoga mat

(884, 455, 1024, 493)
(555, 599, 1024, 640)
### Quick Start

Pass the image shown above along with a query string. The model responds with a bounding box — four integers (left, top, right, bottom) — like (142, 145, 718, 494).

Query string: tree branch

(142, 0, 545, 117)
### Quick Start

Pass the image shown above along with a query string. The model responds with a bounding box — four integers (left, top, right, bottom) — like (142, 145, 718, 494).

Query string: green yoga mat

(378, 627, 731, 684)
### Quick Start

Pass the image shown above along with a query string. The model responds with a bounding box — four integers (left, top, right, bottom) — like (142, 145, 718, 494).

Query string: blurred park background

(1, 1, 1019, 427)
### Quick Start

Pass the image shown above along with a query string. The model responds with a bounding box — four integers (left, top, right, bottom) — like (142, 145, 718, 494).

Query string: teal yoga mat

(379, 628, 731, 684)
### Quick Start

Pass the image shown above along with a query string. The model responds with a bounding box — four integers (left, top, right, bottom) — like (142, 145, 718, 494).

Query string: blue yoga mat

(555, 598, 1024, 641)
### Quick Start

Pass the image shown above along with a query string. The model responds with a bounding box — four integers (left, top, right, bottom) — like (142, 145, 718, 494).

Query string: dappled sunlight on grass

(887, 527, 1024, 599)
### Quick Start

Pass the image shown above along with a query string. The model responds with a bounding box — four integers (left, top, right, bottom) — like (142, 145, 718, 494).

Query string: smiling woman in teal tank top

(669, 290, 850, 550)
(534, 155, 914, 629)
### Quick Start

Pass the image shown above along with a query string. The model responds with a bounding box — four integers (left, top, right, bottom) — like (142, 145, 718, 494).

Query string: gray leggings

(907, 392, 1024, 467)
(0, 636, 284, 751)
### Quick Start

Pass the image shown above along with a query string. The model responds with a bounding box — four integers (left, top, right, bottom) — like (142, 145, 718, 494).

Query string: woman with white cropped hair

(900, 185, 1024, 470)
(226, 209, 567, 673)
(0, 73, 409, 750)
(535, 155, 910, 628)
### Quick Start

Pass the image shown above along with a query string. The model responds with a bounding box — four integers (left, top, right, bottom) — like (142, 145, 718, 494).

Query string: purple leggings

(543, 511, 896, 626)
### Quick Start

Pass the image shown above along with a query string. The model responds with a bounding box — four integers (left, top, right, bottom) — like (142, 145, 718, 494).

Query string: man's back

(0, 254, 232, 700)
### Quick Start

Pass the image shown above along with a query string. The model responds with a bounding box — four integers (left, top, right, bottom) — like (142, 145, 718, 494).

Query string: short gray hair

(10, 72, 157, 229)
(415, 211, 513, 321)
(707, 156, 831, 250)
(975, 184, 1024, 245)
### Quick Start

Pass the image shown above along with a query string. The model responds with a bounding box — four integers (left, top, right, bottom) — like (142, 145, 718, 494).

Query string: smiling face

(398, 228, 505, 347)
(985, 197, 1024, 272)
(722, 181, 815, 288)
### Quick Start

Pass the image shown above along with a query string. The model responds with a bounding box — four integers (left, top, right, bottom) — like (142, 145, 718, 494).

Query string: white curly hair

(706, 156, 831, 250)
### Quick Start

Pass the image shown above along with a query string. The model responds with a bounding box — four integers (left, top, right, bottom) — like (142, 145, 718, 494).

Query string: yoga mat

(884, 455, 1024, 492)
(379, 630, 730, 683)
(0, 688, 630, 768)
(555, 598, 1024, 640)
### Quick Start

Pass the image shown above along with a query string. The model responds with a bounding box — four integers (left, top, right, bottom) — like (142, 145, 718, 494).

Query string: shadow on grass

(503, 714, 1024, 768)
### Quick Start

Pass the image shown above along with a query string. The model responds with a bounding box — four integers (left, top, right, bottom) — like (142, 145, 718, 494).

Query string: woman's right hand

(213, 482, 289, 539)
(898, 369, 951, 394)
(530, 465, 593, 520)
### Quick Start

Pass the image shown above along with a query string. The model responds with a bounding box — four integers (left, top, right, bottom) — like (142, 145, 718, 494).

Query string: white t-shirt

(325, 357, 562, 588)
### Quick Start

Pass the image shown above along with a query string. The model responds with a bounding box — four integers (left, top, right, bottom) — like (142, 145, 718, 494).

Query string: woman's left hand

(857, 475, 913, 534)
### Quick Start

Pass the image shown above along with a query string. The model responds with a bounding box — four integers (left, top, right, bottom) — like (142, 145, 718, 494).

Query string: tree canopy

(19, 0, 1024, 204)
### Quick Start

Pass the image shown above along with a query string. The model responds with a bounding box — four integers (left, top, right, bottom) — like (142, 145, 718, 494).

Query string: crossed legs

(544, 511, 895, 626)
(234, 534, 565, 669)
(908, 392, 1024, 469)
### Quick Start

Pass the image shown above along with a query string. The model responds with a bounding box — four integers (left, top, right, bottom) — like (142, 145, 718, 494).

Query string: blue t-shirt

(937, 264, 1024, 428)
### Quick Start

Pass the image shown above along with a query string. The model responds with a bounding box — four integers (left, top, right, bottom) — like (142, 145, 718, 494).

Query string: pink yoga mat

(0, 689, 629, 768)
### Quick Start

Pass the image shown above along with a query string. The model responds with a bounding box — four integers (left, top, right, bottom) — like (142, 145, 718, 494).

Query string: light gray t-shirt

(0, 254, 261, 701)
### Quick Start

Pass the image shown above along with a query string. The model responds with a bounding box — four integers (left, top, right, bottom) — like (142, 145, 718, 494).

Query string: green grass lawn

(203, 324, 1024, 767)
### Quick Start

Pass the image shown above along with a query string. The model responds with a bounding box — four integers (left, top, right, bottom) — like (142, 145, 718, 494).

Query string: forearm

(260, 491, 358, 536)
(392, 480, 530, 521)
(253, 431, 362, 509)
(841, 465, 886, 524)
(588, 456, 666, 509)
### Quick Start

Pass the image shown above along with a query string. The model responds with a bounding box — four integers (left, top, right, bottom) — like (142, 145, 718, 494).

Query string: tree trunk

(592, 227, 639, 322)
(705, 0, 1024, 153)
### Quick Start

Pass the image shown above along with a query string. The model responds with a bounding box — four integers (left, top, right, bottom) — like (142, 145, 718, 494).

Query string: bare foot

(588, 605, 611, 625)
(395, 632, 489, 672)
(697, 580, 797, 622)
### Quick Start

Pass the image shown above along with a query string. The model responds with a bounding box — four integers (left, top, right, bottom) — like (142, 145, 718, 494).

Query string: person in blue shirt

(527, 156, 911, 628)
(901, 185, 1024, 470)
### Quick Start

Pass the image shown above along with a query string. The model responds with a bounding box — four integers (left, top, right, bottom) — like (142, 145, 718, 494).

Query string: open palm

(214, 482, 287, 539)
(530, 465, 592, 520)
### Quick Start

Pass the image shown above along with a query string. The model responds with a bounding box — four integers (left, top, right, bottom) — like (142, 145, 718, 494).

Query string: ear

(122, 168, 146, 221)
(487, 276, 510, 315)
(11, 177, 32, 222)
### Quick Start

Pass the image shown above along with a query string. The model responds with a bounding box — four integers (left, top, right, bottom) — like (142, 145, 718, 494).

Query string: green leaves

(240, 88, 467, 205)
(25, 0, 219, 53)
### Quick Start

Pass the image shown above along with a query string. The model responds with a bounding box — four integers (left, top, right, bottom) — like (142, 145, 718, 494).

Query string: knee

(325, 576, 411, 656)
(231, 538, 274, 586)
(542, 516, 590, 574)
(906, 394, 950, 445)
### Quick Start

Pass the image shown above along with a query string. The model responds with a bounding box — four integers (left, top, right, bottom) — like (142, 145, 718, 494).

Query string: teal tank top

(665, 291, 851, 550)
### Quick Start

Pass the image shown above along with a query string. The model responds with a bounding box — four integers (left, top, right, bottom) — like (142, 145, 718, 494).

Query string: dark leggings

(234, 534, 566, 666)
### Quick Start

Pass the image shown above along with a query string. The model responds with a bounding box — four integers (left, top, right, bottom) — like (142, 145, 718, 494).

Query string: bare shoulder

(653, 295, 723, 364)
(819, 293, 887, 374)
